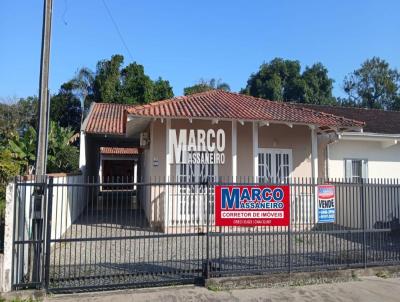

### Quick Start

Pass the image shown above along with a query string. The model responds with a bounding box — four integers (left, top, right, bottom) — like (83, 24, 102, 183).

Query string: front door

(258, 148, 292, 183)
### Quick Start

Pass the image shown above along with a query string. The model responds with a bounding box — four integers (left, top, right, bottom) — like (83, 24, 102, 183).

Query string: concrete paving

(44, 276, 400, 302)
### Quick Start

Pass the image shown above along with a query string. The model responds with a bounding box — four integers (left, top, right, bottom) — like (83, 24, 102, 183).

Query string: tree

(70, 67, 95, 121)
(6, 123, 79, 175)
(153, 77, 174, 101)
(93, 54, 124, 103)
(91, 54, 174, 104)
(119, 62, 154, 104)
(50, 82, 82, 132)
(7, 127, 37, 175)
(184, 78, 230, 96)
(0, 149, 20, 211)
(0, 97, 38, 143)
(343, 57, 400, 110)
(242, 58, 335, 104)
(46, 122, 79, 173)
(302, 63, 336, 104)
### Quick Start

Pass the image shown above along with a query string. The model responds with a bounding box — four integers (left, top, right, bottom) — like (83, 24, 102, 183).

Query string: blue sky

(1, 0, 399, 100)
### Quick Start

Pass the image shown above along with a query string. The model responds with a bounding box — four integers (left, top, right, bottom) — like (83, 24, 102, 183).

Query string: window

(345, 159, 368, 182)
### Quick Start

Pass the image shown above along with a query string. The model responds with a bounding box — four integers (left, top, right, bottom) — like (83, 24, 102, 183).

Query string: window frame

(344, 158, 368, 181)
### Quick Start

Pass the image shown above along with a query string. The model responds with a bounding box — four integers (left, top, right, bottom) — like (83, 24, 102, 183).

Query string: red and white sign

(215, 185, 290, 226)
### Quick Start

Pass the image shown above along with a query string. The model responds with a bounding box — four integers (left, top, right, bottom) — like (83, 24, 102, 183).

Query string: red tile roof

(85, 103, 134, 135)
(84, 90, 365, 135)
(127, 90, 364, 129)
(293, 104, 400, 134)
(100, 147, 140, 155)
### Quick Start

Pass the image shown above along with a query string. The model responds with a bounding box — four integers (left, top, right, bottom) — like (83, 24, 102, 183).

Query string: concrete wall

(1, 175, 87, 292)
(327, 140, 400, 179)
(258, 124, 313, 178)
(50, 175, 86, 241)
(2, 183, 15, 292)
(237, 122, 253, 179)
(322, 138, 400, 229)
(140, 119, 315, 228)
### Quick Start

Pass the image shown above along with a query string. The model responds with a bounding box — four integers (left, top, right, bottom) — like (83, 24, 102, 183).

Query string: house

(297, 104, 400, 181)
(80, 90, 367, 183)
(79, 90, 376, 229)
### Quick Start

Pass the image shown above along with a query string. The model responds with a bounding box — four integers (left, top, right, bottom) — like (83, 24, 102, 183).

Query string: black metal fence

(11, 176, 400, 292)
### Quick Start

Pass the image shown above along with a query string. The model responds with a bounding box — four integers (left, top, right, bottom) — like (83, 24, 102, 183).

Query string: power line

(101, 0, 134, 61)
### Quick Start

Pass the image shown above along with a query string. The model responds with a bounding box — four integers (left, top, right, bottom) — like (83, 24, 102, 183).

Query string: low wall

(50, 175, 86, 241)
(1, 174, 87, 292)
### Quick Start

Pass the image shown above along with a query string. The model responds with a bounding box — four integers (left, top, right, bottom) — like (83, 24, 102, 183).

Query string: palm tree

(70, 67, 95, 123)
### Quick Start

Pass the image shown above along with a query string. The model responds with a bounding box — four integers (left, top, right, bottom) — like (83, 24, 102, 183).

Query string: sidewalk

(42, 276, 400, 302)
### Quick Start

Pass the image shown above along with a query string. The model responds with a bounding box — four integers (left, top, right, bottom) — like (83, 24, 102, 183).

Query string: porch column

(165, 118, 171, 230)
(232, 120, 237, 182)
(79, 130, 86, 176)
(133, 160, 137, 189)
(253, 121, 258, 182)
(165, 119, 171, 181)
(311, 127, 318, 180)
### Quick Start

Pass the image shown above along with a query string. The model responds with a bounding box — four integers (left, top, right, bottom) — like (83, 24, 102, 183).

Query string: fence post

(360, 178, 367, 268)
(204, 180, 210, 279)
(43, 177, 53, 291)
(288, 179, 292, 274)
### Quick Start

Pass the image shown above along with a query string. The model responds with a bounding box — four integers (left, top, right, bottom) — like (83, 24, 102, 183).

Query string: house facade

(80, 90, 366, 183)
(81, 90, 400, 229)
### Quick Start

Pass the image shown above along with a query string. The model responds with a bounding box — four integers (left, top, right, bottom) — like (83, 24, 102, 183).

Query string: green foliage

(242, 58, 335, 104)
(94, 54, 124, 103)
(119, 62, 154, 104)
(5, 123, 78, 175)
(0, 149, 20, 211)
(302, 63, 336, 104)
(8, 127, 37, 175)
(153, 77, 174, 101)
(343, 57, 400, 110)
(0, 97, 38, 142)
(91, 54, 174, 104)
(184, 78, 230, 96)
(50, 82, 82, 132)
(46, 122, 79, 173)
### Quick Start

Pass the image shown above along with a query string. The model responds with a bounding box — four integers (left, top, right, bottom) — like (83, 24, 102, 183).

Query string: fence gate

(12, 177, 209, 292)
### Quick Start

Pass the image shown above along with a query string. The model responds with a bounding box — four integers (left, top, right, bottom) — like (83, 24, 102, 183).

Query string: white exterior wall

(327, 140, 400, 179)
(51, 175, 86, 241)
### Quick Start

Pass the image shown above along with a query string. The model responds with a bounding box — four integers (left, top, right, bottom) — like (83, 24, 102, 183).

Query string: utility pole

(35, 0, 53, 176)
(30, 0, 53, 284)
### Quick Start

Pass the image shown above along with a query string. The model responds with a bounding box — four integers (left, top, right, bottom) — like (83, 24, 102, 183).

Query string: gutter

(337, 132, 399, 148)
(338, 132, 400, 140)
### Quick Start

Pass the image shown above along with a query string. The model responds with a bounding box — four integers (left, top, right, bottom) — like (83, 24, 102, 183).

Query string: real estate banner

(317, 185, 336, 223)
(215, 185, 290, 227)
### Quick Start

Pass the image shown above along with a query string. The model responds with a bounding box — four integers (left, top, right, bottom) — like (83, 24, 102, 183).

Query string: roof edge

(81, 102, 96, 132)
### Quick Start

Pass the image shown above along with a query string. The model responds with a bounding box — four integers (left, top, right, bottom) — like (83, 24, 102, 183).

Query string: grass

(376, 271, 389, 279)
(0, 297, 41, 302)
(206, 284, 222, 292)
